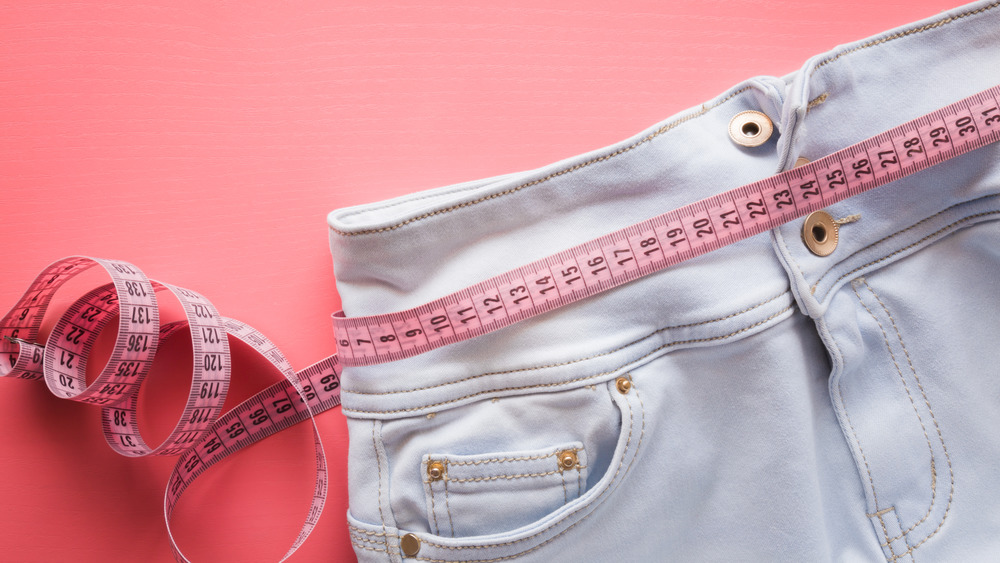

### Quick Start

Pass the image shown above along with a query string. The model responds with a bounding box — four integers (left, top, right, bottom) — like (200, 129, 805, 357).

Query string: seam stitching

(351, 541, 389, 554)
(833, 287, 883, 520)
(429, 447, 581, 472)
(866, 281, 954, 560)
(852, 281, 939, 543)
(350, 525, 394, 538)
(877, 511, 897, 559)
(336, 2, 1000, 240)
(813, 193, 999, 293)
(820, 209, 1000, 300)
(809, 2, 999, 73)
(427, 473, 441, 536)
(446, 452, 560, 466)
(350, 531, 399, 549)
(439, 467, 590, 484)
(348, 292, 787, 397)
(351, 539, 389, 553)
(331, 87, 752, 237)
(337, 178, 507, 221)
(576, 465, 582, 500)
(344, 305, 793, 414)
(372, 421, 391, 555)
(443, 463, 456, 538)
(894, 508, 913, 555)
(778, 225, 813, 302)
(806, 92, 829, 111)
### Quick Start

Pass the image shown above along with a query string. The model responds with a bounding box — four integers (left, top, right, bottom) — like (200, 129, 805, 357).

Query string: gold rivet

(427, 461, 445, 481)
(794, 156, 811, 168)
(615, 376, 632, 394)
(401, 533, 421, 557)
(802, 210, 839, 257)
(557, 450, 578, 470)
(728, 110, 773, 147)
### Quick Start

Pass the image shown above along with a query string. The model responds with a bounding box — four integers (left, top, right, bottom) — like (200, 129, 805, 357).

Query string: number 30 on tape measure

(333, 84, 1000, 367)
(2, 84, 999, 560)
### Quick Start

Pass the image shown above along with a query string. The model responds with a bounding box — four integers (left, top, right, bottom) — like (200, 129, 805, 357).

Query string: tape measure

(1, 85, 998, 560)
(1, 257, 342, 562)
(333, 84, 1000, 367)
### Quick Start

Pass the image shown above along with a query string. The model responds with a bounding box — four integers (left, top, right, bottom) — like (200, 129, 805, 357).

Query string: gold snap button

(728, 110, 773, 147)
(401, 533, 421, 557)
(557, 450, 578, 470)
(802, 210, 839, 256)
(427, 461, 445, 481)
(615, 376, 632, 394)
(794, 156, 810, 168)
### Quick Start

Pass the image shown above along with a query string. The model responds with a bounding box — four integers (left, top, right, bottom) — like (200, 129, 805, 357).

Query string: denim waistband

(328, 0, 1000, 419)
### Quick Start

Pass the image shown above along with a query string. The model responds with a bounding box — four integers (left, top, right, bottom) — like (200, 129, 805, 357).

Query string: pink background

(0, 1, 960, 561)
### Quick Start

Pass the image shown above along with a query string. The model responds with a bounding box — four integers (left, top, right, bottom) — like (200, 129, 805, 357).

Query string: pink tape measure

(1, 257, 341, 561)
(333, 84, 1000, 367)
(2, 84, 999, 560)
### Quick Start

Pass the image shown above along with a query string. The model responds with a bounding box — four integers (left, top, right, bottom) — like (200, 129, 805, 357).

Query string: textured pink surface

(0, 1, 960, 561)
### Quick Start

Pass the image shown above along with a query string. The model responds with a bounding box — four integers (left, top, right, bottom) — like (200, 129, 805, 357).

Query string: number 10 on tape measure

(1, 84, 999, 561)
(332, 84, 1000, 367)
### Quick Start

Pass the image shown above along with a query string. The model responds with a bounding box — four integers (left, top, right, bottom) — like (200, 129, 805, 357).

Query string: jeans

(328, 1, 1000, 560)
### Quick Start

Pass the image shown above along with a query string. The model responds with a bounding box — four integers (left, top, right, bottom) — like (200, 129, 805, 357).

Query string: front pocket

(421, 442, 589, 537)
(381, 375, 644, 562)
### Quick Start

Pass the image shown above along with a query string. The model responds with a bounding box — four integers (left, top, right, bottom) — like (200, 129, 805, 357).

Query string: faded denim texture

(328, 2, 1000, 560)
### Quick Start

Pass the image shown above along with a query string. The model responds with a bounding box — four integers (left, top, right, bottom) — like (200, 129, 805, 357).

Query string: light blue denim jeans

(328, 2, 1000, 560)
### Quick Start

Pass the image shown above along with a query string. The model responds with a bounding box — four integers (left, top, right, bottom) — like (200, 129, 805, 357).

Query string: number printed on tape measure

(333, 84, 1000, 367)
(1, 85, 999, 561)
(0, 257, 342, 562)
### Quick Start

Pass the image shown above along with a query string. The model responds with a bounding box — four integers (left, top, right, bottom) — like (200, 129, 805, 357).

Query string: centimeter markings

(332, 84, 1000, 367)
(163, 319, 336, 562)
(0, 257, 342, 562)
(0, 85, 996, 561)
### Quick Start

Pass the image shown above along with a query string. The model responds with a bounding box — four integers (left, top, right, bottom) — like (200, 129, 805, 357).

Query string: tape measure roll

(0, 257, 343, 562)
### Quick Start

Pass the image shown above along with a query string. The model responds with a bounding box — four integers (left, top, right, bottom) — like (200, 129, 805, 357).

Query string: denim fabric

(328, 2, 1000, 560)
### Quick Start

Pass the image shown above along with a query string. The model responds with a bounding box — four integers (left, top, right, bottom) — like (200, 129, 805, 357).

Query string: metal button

(615, 376, 632, 394)
(401, 533, 421, 557)
(794, 156, 810, 168)
(728, 110, 773, 147)
(802, 210, 839, 256)
(557, 450, 578, 470)
(427, 461, 445, 481)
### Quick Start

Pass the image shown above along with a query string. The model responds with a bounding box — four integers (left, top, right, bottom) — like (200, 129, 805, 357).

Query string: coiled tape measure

(3, 85, 999, 560)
